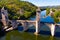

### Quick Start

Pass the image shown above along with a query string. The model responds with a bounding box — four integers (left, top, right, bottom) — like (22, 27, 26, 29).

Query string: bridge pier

(34, 7, 41, 35)
(34, 21, 40, 35)
(50, 24, 55, 36)
(5, 20, 18, 31)
(46, 23, 55, 36)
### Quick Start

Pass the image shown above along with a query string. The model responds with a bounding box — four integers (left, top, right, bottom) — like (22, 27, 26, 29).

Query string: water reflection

(36, 35, 38, 40)
(4, 30, 57, 40)
(6, 30, 36, 40)
(49, 36, 54, 40)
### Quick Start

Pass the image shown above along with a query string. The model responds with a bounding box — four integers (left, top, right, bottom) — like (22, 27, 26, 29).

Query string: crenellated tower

(36, 7, 41, 21)
(1, 7, 8, 29)
(34, 7, 41, 35)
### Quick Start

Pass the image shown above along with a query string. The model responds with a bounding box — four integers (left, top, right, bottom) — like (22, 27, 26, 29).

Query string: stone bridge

(1, 7, 60, 37)
(8, 20, 36, 31)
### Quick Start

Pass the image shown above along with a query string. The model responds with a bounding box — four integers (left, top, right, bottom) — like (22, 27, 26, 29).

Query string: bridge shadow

(0, 29, 7, 38)
(18, 26, 51, 35)
(0, 22, 8, 38)
(54, 25, 60, 37)
(18, 24, 60, 37)
(0, 22, 6, 38)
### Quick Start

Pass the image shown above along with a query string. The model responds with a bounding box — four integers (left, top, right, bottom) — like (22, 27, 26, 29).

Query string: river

(0, 10, 60, 40)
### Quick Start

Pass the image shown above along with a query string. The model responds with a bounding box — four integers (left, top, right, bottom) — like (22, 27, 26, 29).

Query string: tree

(24, 11, 32, 19)
(46, 8, 50, 16)
(53, 10, 60, 23)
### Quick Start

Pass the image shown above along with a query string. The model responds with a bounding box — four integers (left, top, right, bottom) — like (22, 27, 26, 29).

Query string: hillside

(40, 5, 60, 10)
(0, 0, 37, 20)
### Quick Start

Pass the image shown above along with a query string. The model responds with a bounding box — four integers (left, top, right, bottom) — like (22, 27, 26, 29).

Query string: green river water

(0, 30, 60, 40)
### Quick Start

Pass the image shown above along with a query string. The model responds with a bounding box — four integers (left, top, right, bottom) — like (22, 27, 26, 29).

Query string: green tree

(53, 10, 60, 23)
(46, 8, 50, 15)
(24, 11, 32, 18)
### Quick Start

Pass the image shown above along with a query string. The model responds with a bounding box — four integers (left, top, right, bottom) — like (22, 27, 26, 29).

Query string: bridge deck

(17, 20, 36, 22)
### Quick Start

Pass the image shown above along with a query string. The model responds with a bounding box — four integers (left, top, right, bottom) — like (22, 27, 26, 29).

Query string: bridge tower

(1, 7, 8, 29)
(34, 7, 41, 35)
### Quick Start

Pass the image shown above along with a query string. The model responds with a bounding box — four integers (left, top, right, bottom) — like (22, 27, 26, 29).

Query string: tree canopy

(46, 8, 50, 15)
(0, 0, 37, 20)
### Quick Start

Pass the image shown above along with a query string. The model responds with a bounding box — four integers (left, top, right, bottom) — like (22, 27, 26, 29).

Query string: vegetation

(46, 8, 50, 15)
(0, 0, 37, 20)
(46, 8, 60, 23)
(53, 10, 60, 23)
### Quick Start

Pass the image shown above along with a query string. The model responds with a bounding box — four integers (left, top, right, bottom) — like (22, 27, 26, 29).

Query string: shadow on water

(0, 22, 7, 38)
(0, 25, 60, 40)
(18, 25, 60, 38)
(0, 30, 6, 38)
(54, 25, 60, 37)
(0, 27, 60, 40)
(0, 22, 10, 39)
